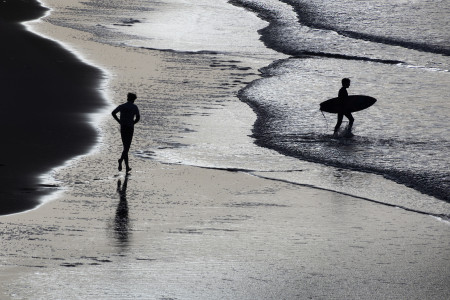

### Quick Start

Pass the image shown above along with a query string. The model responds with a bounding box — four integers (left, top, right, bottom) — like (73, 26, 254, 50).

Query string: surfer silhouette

(112, 93, 140, 173)
(320, 79, 376, 135)
(334, 78, 354, 135)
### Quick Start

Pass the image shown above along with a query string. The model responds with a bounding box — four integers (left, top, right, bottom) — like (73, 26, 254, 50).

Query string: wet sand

(0, 1, 449, 299)
(1, 159, 449, 299)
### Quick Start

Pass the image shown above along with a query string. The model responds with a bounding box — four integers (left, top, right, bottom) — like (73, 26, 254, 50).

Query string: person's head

(127, 93, 137, 103)
(342, 78, 351, 88)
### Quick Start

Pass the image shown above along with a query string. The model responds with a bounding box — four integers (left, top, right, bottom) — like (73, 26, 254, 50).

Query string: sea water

(42, 0, 450, 218)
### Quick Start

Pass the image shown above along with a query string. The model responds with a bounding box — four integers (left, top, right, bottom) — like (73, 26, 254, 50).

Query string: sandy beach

(1, 0, 449, 299)
(1, 158, 449, 299)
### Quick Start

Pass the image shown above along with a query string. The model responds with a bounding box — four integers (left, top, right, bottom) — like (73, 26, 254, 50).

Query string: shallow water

(230, 0, 450, 204)
(241, 57, 450, 202)
(41, 0, 450, 217)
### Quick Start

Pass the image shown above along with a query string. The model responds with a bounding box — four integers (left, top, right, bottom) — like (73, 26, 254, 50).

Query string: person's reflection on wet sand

(115, 176, 130, 246)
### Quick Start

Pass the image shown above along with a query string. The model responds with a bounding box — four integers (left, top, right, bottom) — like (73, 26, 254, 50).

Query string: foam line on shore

(250, 173, 450, 222)
(139, 46, 228, 56)
(145, 160, 450, 222)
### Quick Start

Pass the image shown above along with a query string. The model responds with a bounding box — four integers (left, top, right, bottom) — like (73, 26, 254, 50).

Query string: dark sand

(0, 0, 105, 215)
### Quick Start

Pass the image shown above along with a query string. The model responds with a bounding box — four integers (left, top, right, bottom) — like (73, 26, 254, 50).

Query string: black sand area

(0, 0, 105, 215)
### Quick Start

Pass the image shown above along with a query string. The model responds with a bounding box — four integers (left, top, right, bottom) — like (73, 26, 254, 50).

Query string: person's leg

(118, 158, 123, 171)
(334, 113, 343, 134)
(118, 128, 125, 171)
(345, 112, 354, 131)
(120, 126, 134, 171)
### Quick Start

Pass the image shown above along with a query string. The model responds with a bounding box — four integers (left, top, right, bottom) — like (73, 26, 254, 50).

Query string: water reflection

(114, 176, 130, 248)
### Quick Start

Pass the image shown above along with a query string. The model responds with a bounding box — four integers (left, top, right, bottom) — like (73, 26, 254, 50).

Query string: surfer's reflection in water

(114, 176, 130, 247)
(334, 78, 354, 136)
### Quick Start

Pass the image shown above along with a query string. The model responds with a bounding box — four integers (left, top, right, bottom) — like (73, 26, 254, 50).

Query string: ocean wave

(281, 0, 450, 56)
(230, 0, 450, 62)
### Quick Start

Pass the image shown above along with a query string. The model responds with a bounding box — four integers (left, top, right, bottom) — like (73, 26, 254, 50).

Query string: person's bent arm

(134, 112, 140, 124)
(112, 108, 121, 124)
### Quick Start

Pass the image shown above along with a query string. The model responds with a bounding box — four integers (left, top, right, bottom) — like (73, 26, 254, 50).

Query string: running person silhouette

(112, 93, 140, 173)
(334, 78, 354, 135)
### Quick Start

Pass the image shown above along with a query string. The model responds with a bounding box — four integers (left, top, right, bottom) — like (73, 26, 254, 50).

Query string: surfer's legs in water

(119, 126, 134, 172)
(334, 113, 344, 135)
(334, 113, 354, 135)
(345, 112, 354, 131)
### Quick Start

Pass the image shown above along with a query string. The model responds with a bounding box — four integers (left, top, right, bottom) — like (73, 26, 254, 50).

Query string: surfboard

(320, 95, 377, 114)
